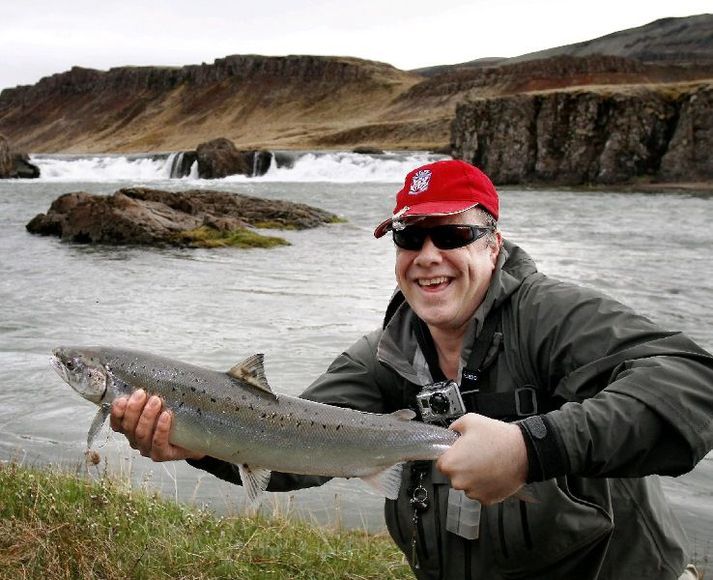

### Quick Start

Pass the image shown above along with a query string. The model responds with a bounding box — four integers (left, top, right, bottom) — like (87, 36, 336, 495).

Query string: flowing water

(1, 151, 712, 560)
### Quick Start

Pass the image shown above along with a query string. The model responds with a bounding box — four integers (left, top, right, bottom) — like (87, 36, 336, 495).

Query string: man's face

(394, 209, 501, 334)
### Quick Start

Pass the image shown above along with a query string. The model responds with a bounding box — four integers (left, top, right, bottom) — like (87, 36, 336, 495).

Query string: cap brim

(373, 201, 479, 238)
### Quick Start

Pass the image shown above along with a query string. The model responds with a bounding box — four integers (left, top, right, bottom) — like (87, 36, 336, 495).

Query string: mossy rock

(173, 226, 290, 248)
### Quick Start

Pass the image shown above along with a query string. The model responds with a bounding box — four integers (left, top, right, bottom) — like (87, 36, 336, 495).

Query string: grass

(173, 226, 291, 249)
(0, 462, 411, 580)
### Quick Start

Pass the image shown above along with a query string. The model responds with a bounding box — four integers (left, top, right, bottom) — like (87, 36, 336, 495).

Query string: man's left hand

(436, 413, 528, 505)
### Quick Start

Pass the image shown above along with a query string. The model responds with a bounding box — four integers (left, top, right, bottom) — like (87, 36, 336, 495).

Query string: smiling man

(112, 159, 713, 579)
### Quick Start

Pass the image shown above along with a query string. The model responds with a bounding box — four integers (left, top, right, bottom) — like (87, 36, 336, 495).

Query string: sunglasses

(392, 224, 494, 251)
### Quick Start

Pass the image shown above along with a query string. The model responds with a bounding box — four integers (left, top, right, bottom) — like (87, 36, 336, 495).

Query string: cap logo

(408, 169, 432, 195)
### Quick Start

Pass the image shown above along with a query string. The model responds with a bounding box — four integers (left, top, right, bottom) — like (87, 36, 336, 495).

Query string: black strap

(460, 306, 502, 391)
(412, 305, 548, 420)
(413, 316, 447, 383)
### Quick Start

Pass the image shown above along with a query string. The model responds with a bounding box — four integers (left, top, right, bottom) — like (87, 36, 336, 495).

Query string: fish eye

(66, 361, 75, 370)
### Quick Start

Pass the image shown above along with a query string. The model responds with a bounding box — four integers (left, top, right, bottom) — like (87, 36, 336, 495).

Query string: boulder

(352, 146, 385, 155)
(195, 138, 272, 178)
(26, 187, 340, 247)
(0, 134, 40, 179)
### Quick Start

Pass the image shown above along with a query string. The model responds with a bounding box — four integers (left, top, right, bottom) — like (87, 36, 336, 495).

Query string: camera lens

(429, 392, 450, 415)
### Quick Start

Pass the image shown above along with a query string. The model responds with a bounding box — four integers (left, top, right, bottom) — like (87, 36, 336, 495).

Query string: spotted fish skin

(51, 346, 458, 501)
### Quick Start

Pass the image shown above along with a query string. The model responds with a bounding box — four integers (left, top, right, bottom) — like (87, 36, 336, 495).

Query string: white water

(29, 151, 444, 183)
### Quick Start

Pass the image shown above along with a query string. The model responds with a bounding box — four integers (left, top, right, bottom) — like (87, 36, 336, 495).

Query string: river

(1, 151, 712, 561)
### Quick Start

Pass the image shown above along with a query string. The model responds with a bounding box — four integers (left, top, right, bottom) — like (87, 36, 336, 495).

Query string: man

(111, 160, 713, 579)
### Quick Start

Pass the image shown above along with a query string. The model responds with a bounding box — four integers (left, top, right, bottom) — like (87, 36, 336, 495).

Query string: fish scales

(51, 346, 459, 501)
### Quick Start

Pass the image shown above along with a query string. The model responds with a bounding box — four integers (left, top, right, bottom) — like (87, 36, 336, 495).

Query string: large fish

(51, 346, 458, 502)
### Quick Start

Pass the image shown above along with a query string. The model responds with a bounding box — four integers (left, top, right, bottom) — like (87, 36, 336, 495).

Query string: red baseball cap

(374, 159, 499, 238)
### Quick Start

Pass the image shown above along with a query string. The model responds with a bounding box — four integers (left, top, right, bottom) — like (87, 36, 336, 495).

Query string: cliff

(0, 55, 432, 153)
(451, 84, 713, 185)
(0, 14, 712, 187)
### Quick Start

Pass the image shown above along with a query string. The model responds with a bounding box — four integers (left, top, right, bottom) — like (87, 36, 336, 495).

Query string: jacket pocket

(484, 476, 614, 578)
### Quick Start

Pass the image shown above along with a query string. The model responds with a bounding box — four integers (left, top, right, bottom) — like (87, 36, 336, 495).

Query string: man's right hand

(110, 389, 205, 462)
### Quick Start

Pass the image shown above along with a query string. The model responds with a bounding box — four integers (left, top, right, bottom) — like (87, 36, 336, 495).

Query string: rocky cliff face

(451, 84, 713, 184)
(0, 55, 423, 153)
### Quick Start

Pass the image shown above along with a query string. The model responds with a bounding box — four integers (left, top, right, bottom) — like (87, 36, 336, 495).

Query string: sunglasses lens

(393, 225, 489, 250)
(431, 226, 475, 249)
(393, 228, 426, 250)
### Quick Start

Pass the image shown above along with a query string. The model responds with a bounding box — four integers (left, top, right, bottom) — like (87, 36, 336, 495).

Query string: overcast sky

(1, 0, 711, 91)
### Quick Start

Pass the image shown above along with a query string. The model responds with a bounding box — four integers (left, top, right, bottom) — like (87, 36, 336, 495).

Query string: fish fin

(238, 464, 272, 504)
(513, 488, 539, 504)
(227, 354, 276, 397)
(390, 409, 416, 421)
(361, 462, 405, 500)
(87, 404, 111, 448)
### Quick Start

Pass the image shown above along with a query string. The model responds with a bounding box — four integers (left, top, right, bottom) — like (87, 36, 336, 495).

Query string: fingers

(134, 395, 163, 455)
(109, 390, 205, 462)
(109, 389, 161, 454)
(151, 411, 206, 462)
(109, 397, 128, 432)
(150, 411, 174, 460)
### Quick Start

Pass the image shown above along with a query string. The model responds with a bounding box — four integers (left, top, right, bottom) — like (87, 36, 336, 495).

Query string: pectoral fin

(361, 462, 404, 500)
(87, 404, 111, 448)
(238, 464, 272, 504)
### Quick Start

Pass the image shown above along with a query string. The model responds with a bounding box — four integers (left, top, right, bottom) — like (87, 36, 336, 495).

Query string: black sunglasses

(392, 224, 494, 251)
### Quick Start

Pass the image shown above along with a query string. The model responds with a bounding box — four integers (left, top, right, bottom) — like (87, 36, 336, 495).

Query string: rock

(195, 138, 272, 178)
(0, 134, 40, 178)
(660, 85, 713, 181)
(352, 146, 385, 155)
(451, 85, 712, 185)
(169, 151, 198, 178)
(26, 188, 340, 247)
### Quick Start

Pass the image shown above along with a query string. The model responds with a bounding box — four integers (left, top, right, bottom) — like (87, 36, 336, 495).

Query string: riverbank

(0, 462, 410, 579)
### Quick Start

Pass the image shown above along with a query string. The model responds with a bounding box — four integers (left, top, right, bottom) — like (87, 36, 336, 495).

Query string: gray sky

(2, 0, 711, 91)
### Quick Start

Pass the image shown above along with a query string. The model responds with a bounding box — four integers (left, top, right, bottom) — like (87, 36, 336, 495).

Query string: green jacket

(190, 241, 713, 579)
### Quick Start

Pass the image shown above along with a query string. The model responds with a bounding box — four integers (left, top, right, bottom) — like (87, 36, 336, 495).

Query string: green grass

(0, 463, 411, 580)
(173, 226, 291, 249)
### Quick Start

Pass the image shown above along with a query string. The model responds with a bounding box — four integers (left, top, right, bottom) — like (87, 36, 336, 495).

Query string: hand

(110, 389, 205, 462)
(436, 413, 528, 505)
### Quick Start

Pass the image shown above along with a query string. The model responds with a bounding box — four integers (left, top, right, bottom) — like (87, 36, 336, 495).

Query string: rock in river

(0, 134, 40, 179)
(25, 187, 341, 248)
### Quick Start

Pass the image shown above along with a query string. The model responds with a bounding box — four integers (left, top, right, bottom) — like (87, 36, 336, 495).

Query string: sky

(1, 0, 711, 91)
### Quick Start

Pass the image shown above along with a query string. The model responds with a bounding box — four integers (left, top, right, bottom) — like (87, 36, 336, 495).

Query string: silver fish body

(51, 346, 458, 501)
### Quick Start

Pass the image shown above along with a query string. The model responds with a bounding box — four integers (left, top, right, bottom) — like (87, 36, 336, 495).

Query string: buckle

(515, 386, 538, 416)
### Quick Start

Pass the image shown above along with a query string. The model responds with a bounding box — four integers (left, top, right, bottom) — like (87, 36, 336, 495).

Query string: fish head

(51, 347, 107, 404)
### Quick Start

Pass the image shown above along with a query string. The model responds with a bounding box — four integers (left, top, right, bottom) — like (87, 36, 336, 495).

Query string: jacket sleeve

(187, 329, 389, 490)
(513, 273, 713, 481)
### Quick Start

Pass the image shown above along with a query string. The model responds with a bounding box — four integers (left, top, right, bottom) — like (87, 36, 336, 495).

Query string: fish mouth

(49, 353, 68, 382)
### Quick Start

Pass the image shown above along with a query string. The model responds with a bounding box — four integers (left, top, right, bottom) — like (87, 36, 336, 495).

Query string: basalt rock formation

(195, 138, 272, 179)
(0, 134, 39, 178)
(451, 84, 713, 185)
(25, 188, 339, 247)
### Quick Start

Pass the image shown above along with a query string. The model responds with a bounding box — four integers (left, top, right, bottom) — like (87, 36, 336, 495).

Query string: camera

(416, 380, 467, 424)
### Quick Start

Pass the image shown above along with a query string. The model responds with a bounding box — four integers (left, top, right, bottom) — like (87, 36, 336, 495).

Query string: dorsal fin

(227, 353, 275, 396)
(390, 409, 416, 421)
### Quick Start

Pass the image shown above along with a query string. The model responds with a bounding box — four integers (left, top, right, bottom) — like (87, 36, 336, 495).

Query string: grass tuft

(0, 462, 411, 580)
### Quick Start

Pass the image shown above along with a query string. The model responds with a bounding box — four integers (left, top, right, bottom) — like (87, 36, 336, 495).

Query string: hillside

(0, 14, 711, 157)
(0, 56, 434, 153)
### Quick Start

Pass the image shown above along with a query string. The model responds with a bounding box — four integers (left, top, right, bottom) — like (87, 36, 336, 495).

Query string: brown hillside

(0, 56, 428, 153)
